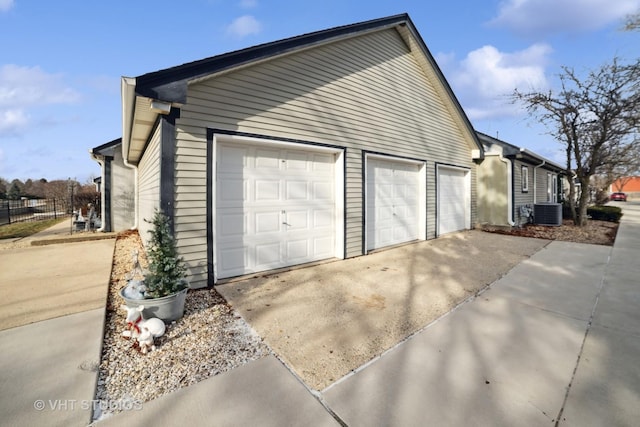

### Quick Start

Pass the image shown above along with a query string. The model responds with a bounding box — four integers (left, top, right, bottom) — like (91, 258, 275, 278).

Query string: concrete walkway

(324, 202, 640, 426)
(2, 202, 638, 426)
(0, 224, 115, 427)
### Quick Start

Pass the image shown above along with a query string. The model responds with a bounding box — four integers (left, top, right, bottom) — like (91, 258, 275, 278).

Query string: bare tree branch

(513, 57, 640, 225)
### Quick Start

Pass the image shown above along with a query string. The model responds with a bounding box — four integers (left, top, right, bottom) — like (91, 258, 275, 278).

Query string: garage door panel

(313, 209, 333, 228)
(314, 236, 334, 256)
(285, 152, 309, 170)
(254, 211, 280, 234)
(255, 242, 281, 267)
(219, 246, 247, 274)
(286, 239, 309, 261)
(254, 148, 280, 169)
(218, 178, 246, 204)
(218, 211, 246, 237)
(218, 146, 247, 171)
(367, 158, 421, 251)
(312, 154, 334, 172)
(285, 210, 309, 230)
(217, 141, 336, 278)
(255, 179, 281, 201)
(438, 167, 468, 235)
(286, 181, 308, 200)
(313, 181, 333, 199)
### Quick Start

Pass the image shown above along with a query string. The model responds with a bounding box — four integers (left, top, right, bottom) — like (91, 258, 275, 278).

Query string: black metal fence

(0, 199, 67, 226)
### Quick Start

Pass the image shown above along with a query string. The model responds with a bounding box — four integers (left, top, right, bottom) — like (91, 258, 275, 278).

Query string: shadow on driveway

(217, 230, 549, 391)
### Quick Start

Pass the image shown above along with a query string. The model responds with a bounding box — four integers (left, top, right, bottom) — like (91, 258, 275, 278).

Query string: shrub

(587, 205, 623, 223)
(144, 210, 187, 298)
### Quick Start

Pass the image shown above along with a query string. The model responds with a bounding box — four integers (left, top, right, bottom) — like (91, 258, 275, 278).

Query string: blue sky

(0, 0, 638, 182)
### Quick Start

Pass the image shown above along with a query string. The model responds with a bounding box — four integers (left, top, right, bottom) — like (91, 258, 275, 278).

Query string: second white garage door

(437, 166, 470, 235)
(366, 157, 424, 251)
(216, 141, 338, 279)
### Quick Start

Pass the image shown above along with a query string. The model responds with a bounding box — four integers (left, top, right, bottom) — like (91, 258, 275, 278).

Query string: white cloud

(0, 0, 14, 12)
(226, 15, 262, 38)
(240, 0, 257, 9)
(0, 65, 81, 136)
(0, 64, 81, 108)
(0, 109, 28, 135)
(441, 44, 552, 120)
(489, 0, 640, 36)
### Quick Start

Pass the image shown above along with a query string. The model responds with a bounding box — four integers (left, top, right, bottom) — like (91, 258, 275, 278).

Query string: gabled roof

(477, 131, 564, 173)
(122, 14, 483, 163)
(89, 137, 122, 158)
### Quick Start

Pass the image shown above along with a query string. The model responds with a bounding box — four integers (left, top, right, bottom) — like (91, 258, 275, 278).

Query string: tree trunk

(567, 177, 578, 224)
(576, 176, 591, 226)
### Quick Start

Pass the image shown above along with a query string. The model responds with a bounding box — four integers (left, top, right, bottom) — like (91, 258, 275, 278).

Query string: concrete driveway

(217, 230, 549, 391)
(0, 223, 115, 427)
(0, 239, 115, 331)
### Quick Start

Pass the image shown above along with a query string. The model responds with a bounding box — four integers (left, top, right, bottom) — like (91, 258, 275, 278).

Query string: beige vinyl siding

(174, 27, 477, 283)
(173, 124, 209, 288)
(478, 156, 508, 226)
(137, 125, 161, 247)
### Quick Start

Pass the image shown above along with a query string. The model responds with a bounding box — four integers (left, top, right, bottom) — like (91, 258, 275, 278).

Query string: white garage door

(438, 166, 469, 235)
(216, 142, 336, 278)
(367, 158, 420, 250)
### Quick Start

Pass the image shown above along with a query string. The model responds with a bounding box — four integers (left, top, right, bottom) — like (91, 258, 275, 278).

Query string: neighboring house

(610, 176, 640, 199)
(477, 132, 564, 227)
(89, 138, 135, 232)
(115, 14, 484, 287)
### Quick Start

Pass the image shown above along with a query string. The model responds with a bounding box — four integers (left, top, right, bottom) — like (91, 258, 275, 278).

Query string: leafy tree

(0, 178, 8, 199)
(514, 58, 640, 225)
(8, 180, 23, 200)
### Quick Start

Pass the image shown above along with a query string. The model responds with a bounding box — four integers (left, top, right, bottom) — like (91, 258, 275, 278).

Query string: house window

(522, 166, 529, 192)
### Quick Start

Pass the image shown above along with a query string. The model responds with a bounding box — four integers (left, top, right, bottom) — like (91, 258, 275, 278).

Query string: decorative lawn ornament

(120, 305, 166, 354)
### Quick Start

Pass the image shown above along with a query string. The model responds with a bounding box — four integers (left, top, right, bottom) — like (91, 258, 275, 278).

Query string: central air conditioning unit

(534, 203, 562, 226)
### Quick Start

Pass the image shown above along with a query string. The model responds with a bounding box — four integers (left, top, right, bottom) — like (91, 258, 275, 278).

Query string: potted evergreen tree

(120, 210, 189, 322)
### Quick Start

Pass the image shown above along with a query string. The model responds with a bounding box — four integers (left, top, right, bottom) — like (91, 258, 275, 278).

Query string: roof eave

(121, 77, 137, 162)
(517, 148, 565, 172)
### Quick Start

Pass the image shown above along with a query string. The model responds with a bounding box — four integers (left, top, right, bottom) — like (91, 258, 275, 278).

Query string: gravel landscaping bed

(483, 219, 619, 246)
(95, 231, 270, 421)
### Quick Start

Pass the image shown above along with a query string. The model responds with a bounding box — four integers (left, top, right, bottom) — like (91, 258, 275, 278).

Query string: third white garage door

(437, 165, 470, 235)
(366, 157, 425, 251)
(216, 140, 340, 279)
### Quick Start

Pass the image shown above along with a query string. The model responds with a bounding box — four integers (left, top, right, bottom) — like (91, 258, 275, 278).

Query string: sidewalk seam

(553, 249, 612, 426)
(269, 352, 349, 427)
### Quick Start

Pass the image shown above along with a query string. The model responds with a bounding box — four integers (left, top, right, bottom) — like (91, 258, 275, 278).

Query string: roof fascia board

(188, 25, 398, 87)
(90, 137, 122, 154)
(518, 149, 565, 172)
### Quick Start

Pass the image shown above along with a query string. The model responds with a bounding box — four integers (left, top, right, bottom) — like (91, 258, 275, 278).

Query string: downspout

(122, 157, 139, 230)
(497, 155, 515, 226)
(121, 77, 138, 230)
(89, 151, 107, 232)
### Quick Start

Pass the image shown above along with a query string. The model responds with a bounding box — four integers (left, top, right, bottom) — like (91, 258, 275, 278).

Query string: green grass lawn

(0, 217, 68, 240)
